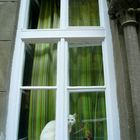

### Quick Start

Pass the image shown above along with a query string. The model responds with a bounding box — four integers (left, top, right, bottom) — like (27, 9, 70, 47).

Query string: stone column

(109, 1, 140, 139)
(120, 9, 140, 140)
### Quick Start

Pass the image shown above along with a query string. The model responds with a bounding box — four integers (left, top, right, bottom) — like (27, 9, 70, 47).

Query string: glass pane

(18, 90, 56, 140)
(69, 92, 107, 140)
(28, 0, 60, 29)
(69, 45, 104, 86)
(69, 0, 100, 26)
(23, 43, 57, 86)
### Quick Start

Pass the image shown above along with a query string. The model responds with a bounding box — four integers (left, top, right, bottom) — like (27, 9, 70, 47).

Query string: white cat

(40, 114, 76, 140)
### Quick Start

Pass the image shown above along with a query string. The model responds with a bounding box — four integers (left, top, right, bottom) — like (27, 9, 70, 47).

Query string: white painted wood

(6, 36, 25, 140)
(17, 0, 30, 29)
(68, 43, 102, 48)
(60, 0, 68, 28)
(55, 39, 66, 140)
(101, 0, 121, 140)
(102, 40, 113, 140)
(20, 86, 57, 90)
(67, 86, 106, 92)
(20, 28, 105, 43)
(98, 0, 104, 27)
(63, 41, 69, 140)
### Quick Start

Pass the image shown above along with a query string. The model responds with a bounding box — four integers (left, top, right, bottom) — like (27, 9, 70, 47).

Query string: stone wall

(0, 0, 19, 139)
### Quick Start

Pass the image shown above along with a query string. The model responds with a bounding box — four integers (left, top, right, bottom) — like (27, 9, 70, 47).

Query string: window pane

(28, 0, 60, 29)
(69, 0, 100, 26)
(69, 45, 104, 86)
(69, 92, 107, 140)
(18, 90, 56, 140)
(23, 43, 57, 86)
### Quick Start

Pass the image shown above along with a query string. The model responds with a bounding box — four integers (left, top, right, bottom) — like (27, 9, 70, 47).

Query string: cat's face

(68, 114, 76, 126)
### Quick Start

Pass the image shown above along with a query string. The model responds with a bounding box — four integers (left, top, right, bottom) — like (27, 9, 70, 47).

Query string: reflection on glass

(70, 92, 107, 140)
(18, 90, 56, 140)
(69, 0, 100, 26)
(28, 0, 60, 29)
(23, 43, 57, 86)
(69, 45, 104, 86)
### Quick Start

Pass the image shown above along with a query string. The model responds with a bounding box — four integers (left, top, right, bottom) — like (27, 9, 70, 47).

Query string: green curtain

(28, 0, 60, 140)
(69, 0, 107, 139)
(69, 46, 107, 140)
(69, 0, 100, 26)
(28, 0, 107, 140)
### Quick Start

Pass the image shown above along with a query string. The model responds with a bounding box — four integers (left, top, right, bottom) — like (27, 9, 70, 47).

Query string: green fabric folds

(28, 0, 60, 140)
(69, 0, 100, 26)
(70, 93, 107, 140)
(69, 46, 107, 140)
(69, 46, 104, 86)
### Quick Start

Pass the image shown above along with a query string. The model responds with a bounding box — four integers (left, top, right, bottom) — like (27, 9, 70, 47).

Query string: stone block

(0, 0, 17, 1)
(0, 92, 8, 139)
(0, 41, 11, 91)
(0, 1, 18, 40)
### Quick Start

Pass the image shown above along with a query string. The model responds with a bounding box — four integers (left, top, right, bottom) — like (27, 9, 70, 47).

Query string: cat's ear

(73, 113, 76, 117)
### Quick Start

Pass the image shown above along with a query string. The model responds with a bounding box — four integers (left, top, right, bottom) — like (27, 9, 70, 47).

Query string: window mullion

(63, 41, 69, 140)
(60, 0, 68, 28)
(56, 39, 67, 140)
(98, 0, 104, 27)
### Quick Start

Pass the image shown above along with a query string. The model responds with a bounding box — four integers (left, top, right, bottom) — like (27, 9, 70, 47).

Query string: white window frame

(6, 0, 120, 140)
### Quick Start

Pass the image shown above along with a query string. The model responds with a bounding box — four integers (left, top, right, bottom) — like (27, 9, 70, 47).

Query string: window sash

(19, 0, 104, 29)
(20, 39, 106, 140)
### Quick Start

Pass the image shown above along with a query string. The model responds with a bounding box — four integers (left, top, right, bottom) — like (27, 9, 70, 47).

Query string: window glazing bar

(60, 0, 68, 28)
(20, 86, 57, 90)
(67, 86, 106, 92)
